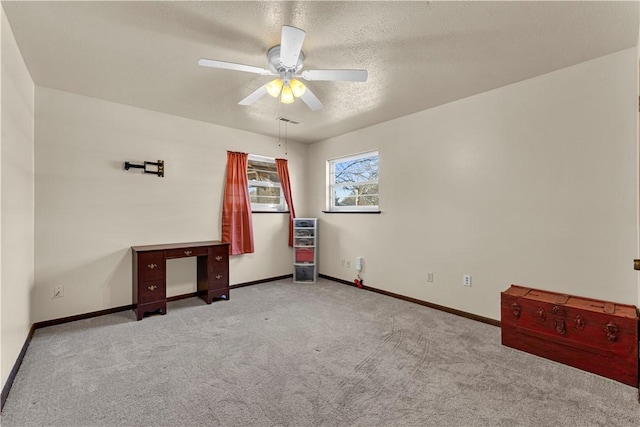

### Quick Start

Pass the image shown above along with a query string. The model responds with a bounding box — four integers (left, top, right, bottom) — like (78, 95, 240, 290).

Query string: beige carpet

(1, 278, 638, 426)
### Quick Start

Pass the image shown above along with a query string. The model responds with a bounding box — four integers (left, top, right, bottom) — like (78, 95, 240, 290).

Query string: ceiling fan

(198, 25, 368, 111)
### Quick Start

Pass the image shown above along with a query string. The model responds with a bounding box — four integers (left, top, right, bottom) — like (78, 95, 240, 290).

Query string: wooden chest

(501, 285, 639, 387)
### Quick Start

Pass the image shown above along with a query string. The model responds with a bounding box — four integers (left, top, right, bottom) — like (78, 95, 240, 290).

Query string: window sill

(252, 211, 291, 214)
(322, 210, 381, 214)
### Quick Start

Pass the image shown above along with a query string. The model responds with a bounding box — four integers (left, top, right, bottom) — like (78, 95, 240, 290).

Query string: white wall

(1, 7, 35, 388)
(34, 87, 307, 323)
(308, 48, 638, 320)
(1, 5, 4, 392)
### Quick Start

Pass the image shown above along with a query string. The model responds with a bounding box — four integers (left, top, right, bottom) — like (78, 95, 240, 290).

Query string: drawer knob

(184, 250, 192, 256)
(536, 307, 546, 321)
(511, 303, 521, 320)
(147, 285, 158, 291)
(215, 274, 223, 280)
(147, 263, 158, 270)
(574, 315, 585, 331)
(215, 256, 223, 261)
(554, 319, 566, 335)
(552, 306, 566, 317)
(604, 322, 620, 342)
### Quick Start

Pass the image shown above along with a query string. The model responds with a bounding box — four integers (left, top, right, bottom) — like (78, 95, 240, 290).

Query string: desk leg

(196, 256, 212, 304)
(135, 301, 167, 320)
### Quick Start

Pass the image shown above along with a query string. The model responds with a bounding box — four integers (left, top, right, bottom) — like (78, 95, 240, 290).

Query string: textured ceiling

(3, 1, 638, 144)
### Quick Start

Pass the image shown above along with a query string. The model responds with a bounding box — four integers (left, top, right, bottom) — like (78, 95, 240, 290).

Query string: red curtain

(275, 158, 296, 247)
(222, 151, 254, 255)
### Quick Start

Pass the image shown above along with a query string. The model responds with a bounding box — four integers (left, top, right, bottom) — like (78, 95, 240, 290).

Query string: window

(247, 155, 286, 212)
(328, 151, 379, 211)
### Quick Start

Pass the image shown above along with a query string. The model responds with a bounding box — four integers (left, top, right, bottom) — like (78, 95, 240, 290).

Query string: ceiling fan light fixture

(280, 84, 295, 104)
(199, 25, 367, 111)
(266, 78, 283, 97)
(289, 78, 306, 98)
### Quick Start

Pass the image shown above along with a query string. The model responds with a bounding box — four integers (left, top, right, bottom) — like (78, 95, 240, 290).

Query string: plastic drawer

(294, 265, 315, 282)
(295, 248, 315, 263)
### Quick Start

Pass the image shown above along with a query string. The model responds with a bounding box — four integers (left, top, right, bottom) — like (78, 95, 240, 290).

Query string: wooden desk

(132, 241, 230, 320)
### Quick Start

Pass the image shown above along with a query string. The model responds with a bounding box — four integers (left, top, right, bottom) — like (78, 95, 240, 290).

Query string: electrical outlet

(54, 285, 64, 298)
(346, 260, 351, 268)
(463, 275, 472, 287)
(427, 273, 434, 282)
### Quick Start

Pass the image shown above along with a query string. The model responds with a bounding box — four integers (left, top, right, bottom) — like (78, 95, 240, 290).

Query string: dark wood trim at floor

(167, 292, 198, 302)
(319, 274, 501, 327)
(1, 324, 36, 411)
(230, 274, 293, 289)
(33, 274, 294, 330)
(33, 304, 134, 329)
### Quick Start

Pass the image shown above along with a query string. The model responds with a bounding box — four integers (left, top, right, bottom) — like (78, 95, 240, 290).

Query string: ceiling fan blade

(239, 84, 269, 106)
(198, 59, 272, 75)
(301, 69, 368, 82)
(280, 25, 306, 68)
(300, 88, 324, 111)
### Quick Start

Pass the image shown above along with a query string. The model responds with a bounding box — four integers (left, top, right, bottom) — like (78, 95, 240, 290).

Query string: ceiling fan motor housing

(268, 45, 304, 82)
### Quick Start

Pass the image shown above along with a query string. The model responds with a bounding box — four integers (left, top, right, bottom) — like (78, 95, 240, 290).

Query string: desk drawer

(166, 246, 208, 258)
(209, 247, 229, 270)
(209, 271, 228, 289)
(137, 253, 165, 280)
(137, 280, 166, 304)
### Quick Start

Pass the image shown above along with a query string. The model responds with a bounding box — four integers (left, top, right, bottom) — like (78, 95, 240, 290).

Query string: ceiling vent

(276, 116, 300, 125)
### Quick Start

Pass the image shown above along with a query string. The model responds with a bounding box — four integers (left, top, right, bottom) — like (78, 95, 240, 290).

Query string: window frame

(247, 154, 287, 213)
(327, 150, 379, 212)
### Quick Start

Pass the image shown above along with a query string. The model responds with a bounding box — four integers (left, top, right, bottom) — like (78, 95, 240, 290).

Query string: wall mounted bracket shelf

(124, 160, 164, 177)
